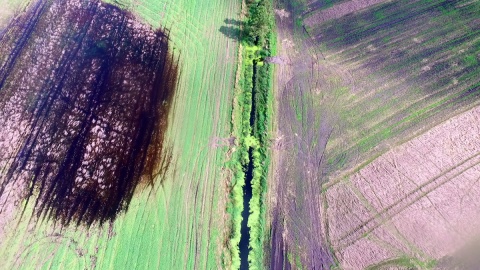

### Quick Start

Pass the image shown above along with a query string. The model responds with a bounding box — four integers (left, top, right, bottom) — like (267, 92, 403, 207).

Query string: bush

(244, 0, 274, 47)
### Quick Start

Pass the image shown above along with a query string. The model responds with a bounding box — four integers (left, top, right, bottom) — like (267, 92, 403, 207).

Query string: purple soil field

(269, 0, 480, 269)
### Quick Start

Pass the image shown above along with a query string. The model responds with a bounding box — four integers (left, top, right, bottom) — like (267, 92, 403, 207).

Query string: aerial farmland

(0, 0, 479, 269)
(270, 0, 480, 269)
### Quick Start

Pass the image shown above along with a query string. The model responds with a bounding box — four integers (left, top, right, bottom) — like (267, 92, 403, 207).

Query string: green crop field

(0, 0, 241, 269)
(296, 0, 480, 180)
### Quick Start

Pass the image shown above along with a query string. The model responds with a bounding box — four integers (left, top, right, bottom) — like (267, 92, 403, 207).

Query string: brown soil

(325, 105, 480, 269)
(268, 4, 341, 268)
(271, 0, 480, 269)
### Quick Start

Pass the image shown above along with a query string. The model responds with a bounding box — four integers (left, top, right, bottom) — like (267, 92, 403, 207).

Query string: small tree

(243, 1, 273, 47)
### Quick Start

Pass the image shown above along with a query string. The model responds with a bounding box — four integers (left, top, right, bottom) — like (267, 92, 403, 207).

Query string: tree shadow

(219, 18, 244, 41)
(224, 18, 242, 26)
(219, 25, 242, 41)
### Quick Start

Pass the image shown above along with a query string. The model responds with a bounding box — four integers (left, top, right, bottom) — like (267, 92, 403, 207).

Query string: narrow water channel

(239, 149, 254, 270)
(239, 59, 258, 269)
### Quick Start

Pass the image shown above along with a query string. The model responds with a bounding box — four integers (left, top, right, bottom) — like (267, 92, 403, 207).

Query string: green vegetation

(244, 0, 274, 47)
(0, 0, 241, 269)
(303, 0, 480, 177)
(227, 0, 275, 269)
(247, 31, 276, 270)
(272, 0, 480, 268)
(287, 251, 306, 270)
(365, 256, 437, 270)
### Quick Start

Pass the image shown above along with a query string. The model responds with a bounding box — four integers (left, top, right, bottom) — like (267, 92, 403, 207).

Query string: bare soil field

(325, 105, 480, 269)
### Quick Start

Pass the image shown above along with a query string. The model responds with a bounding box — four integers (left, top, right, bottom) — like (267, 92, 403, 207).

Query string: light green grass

(0, 0, 33, 29)
(0, 0, 241, 269)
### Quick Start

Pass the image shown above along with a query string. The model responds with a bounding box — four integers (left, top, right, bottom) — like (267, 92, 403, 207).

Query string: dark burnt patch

(0, 0, 178, 226)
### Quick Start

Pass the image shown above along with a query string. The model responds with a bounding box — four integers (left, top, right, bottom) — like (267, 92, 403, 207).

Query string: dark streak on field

(0, 0, 178, 226)
(0, 0, 47, 89)
(307, 0, 350, 12)
(269, 208, 289, 270)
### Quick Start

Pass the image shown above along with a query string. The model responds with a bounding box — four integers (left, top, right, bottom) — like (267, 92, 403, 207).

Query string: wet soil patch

(0, 0, 178, 226)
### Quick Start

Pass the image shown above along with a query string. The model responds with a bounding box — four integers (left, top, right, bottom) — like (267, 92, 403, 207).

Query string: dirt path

(268, 3, 349, 268)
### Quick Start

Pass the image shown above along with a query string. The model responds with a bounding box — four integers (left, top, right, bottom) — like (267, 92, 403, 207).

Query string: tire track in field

(271, 3, 353, 268)
(335, 150, 480, 249)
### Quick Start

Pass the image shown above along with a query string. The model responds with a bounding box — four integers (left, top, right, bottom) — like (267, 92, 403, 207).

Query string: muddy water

(0, 0, 178, 226)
